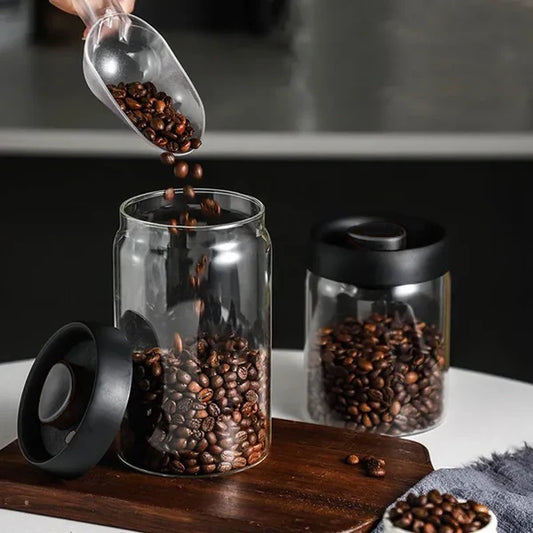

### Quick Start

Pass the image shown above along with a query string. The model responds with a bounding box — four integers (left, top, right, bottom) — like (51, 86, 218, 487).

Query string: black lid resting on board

(17, 322, 132, 478)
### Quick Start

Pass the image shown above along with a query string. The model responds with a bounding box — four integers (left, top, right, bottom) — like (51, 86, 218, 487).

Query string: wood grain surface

(0, 418, 433, 532)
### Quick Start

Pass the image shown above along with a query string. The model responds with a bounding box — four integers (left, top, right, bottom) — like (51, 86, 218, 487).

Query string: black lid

(309, 215, 448, 287)
(17, 322, 132, 478)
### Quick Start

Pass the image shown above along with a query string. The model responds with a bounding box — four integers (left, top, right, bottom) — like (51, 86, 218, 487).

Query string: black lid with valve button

(308, 214, 449, 288)
(17, 322, 133, 478)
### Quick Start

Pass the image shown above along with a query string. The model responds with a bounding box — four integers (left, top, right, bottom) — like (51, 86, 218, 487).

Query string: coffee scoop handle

(72, 0, 126, 28)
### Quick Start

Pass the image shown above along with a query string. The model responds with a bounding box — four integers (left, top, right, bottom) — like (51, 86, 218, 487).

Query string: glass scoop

(73, 0, 205, 155)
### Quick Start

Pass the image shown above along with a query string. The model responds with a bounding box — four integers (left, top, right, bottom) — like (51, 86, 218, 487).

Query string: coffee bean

(169, 218, 179, 235)
(170, 333, 182, 352)
(311, 313, 445, 435)
(123, 333, 268, 476)
(245, 390, 259, 403)
(345, 454, 359, 465)
(164, 188, 175, 201)
(184, 185, 195, 199)
(218, 462, 232, 473)
(125, 97, 142, 109)
(389, 490, 492, 532)
(173, 161, 189, 179)
(160, 152, 176, 166)
(199, 452, 215, 465)
(198, 388, 213, 403)
(233, 457, 247, 469)
(179, 141, 191, 153)
(169, 460, 185, 473)
(144, 128, 156, 142)
(190, 138, 202, 149)
(191, 163, 203, 179)
(395, 516, 413, 529)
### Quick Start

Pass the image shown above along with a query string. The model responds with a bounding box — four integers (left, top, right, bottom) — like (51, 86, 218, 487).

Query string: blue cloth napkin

(372, 445, 533, 533)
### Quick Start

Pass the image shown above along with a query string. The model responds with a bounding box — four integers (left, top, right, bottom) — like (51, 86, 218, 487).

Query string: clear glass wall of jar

(114, 189, 272, 476)
(305, 216, 450, 436)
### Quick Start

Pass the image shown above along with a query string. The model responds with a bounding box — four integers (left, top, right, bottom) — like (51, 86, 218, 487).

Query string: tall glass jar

(305, 216, 450, 436)
(114, 189, 272, 476)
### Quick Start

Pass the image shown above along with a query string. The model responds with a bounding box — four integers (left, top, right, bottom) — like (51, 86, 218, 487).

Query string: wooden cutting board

(0, 418, 432, 533)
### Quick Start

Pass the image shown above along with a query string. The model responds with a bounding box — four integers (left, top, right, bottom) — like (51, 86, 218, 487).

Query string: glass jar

(114, 188, 272, 476)
(305, 216, 450, 436)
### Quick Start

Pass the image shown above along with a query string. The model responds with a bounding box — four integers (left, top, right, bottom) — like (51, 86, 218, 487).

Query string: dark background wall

(0, 156, 531, 384)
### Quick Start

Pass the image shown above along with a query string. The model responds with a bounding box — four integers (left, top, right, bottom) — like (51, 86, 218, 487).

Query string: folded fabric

(372, 445, 533, 533)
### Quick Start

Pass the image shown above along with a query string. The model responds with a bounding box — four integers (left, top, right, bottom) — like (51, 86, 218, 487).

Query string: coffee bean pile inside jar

(389, 491, 492, 532)
(310, 312, 445, 435)
(306, 216, 450, 436)
(122, 334, 268, 475)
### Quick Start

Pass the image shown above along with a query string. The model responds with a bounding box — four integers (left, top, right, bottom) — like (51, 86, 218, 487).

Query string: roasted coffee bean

(389, 490, 493, 532)
(174, 333, 183, 353)
(164, 188, 175, 201)
(218, 462, 232, 473)
(160, 152, 176, 166)
(363, 456, 386, 478)
(169, 218, 179, 235)
(184, 185, 195, 199)
(179, 141, 191, 153)
(345, 454, 359, 465)
(198, 388, 214, 403)
(233, 457, 247, 469)
(169, 460, 185, 473)
(173, 161, 189, 179)
(190, 138, 202, 149)
(191, 163, 203, 179)
(124, 334, 268, 476)
(311, 313, 445, 435)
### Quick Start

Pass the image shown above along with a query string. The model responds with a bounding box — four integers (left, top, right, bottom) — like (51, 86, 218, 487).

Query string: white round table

(1, 350, 532, 532)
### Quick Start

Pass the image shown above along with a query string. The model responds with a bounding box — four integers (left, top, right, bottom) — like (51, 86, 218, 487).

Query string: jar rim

(119, 188, 265, 232)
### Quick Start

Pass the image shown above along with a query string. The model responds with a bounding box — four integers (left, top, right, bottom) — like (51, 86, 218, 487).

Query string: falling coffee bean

(160, 152, 176, 166)
(164, 188, 175, 201)
(190, 163, 203, 180)
(173, 161, 189, 179)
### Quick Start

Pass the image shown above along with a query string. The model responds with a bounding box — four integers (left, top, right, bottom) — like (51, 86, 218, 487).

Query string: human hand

(49, 0, 135, 18)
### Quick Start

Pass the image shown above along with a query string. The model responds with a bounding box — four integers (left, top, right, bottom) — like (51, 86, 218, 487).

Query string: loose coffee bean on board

(345, 454, 359, 465)
(309, 313, 446, 435)
(388, 491, 492, 532)
(362, 456, 386, 478)
(122, 335, 269, 476)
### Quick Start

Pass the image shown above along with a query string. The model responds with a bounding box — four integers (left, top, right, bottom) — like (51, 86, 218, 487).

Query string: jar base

(117, 450, 270, 478)
(307, 407, 447, 438)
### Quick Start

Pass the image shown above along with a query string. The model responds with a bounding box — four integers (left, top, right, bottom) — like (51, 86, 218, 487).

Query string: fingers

(49, 0, 77, 15)
(49, 0, 135, 17)
(120, 0, 135, 13)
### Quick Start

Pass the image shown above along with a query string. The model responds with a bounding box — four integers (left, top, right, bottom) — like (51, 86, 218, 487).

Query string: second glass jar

(305, 216, 450, 436)
(114, 189, 272, 476)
